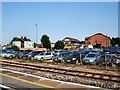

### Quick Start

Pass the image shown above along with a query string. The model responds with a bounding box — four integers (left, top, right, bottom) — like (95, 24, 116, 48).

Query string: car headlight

(89, 59, 94, 62)
(58, 58, 62, 59)
(28, 55, 31, 57)
(72, 58, 76, 60)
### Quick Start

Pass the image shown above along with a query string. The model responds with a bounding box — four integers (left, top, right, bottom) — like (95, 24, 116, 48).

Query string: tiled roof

(85, 33, 111, 40)
(63, 37, 80, 43)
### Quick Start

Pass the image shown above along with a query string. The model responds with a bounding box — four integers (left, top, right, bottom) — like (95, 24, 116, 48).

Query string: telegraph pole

(35, 24, 38, 48)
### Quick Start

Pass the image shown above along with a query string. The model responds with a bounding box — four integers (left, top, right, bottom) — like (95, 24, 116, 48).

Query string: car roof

(88, 52, 100, 54)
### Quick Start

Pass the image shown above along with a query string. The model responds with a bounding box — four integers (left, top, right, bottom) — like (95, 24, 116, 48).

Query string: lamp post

(35, 24, 38, 48)
(35, 24, 38, 44)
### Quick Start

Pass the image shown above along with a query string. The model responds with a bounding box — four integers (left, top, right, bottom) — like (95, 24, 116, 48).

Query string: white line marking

(0, 84, 10, 89)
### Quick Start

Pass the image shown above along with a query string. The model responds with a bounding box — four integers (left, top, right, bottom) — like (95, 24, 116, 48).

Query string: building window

(95, 40, 97, 43)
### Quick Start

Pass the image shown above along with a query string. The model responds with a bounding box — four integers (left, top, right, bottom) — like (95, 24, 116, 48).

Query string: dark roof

(14, 37, 31, 42)
(63, 37, 80, 43)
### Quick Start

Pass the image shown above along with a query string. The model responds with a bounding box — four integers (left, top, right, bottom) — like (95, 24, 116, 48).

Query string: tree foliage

(10, 37, 18, 44)
(111, 37, 120, 46)
(40, 35, 51, 49)
(11, 45, 19, 51)
(94, 43, 102, 48)
(54, 40, 65, 49)
(80, 41, 85, 44)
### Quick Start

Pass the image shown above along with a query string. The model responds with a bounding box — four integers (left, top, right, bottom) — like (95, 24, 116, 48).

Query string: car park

(1, 46, 119, 67)
(83, 52, 101, 64)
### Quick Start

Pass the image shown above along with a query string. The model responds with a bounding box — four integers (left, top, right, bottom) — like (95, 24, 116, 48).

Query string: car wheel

(62, 59, 65, 63)
(31, 57, 34, 60)
(9, 56, 13, 59)
(40, 57, 44, 61)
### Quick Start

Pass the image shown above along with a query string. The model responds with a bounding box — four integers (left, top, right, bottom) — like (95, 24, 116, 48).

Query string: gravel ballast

(2, 65, 120, 89)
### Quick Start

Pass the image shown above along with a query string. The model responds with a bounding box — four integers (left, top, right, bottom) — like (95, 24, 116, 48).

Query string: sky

(0, 2, 2, 45)
(2, 2, 118, 45)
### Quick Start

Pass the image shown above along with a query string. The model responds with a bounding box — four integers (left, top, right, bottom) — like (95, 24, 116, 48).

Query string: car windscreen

(86, 54, 96, 58)
(54, 51, 62, 53)
(46, 52, 51, 55)
(116, 52, 120, 54)
(39, 52, 44, 55)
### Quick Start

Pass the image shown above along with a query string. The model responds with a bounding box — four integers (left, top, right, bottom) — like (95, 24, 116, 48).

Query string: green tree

(80, 41, 85, 44)
(111, 37, 120, 46)
(94, 43, 102, 48)
(41, 35, 51, 49)
(54, 40, 65, 49)
(11, 45, 19, 51)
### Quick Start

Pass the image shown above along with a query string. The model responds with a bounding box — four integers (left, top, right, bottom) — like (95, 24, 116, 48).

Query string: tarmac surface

(0, 68, 105, 90)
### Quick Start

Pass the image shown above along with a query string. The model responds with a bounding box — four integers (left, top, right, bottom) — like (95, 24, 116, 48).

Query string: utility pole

(35, 24, 38, 48)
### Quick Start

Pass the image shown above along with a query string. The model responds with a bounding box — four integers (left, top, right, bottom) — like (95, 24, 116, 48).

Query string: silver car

(83, 52, 101, 64)
(34, 51, 53, 60)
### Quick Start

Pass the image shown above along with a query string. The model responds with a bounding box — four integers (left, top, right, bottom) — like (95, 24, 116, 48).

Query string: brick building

(85, 33, 111, 48)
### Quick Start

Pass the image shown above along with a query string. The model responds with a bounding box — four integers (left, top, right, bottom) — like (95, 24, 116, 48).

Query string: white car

(1, 51, 15, 59)
(4, 53, 15, 59)
(0, 52, 7, 57)
(34, 51, 53, 60)
(53, 50, 62, 56)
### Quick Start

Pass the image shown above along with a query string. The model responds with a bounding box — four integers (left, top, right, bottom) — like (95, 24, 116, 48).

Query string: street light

(35, 24, 38, 43)
(35, 24, 38, 48)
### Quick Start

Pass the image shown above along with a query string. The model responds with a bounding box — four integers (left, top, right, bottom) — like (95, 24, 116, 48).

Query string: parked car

(4, 51, 16, 59)
(53, 50, 62, 56)
(52, 51, 72, 63)
(0, 52, 7, 58)
(64, 51, 81, 64)
(80, 49, 98, 59)
(115, 51, 120, 59)
(115, 52, 120, 65)
(18, 51, 29, 59)
(14, 51, 22, 58)
(0, 50, 6, 57)
(82, 52, 101, 64)
(34, 51, 54, 60)
(100, 54, 116, 66)
(22, 50, 45, 60)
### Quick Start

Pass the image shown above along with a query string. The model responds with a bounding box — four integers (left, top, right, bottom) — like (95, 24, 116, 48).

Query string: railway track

(1, 60, 120, 83)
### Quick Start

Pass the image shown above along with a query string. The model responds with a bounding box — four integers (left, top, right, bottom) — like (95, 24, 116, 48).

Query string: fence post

(80, 53, 82, 65)
(105, 52, 107, 68)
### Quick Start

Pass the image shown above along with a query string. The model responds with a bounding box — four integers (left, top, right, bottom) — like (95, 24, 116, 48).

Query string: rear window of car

(46, 52, 51, 55)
